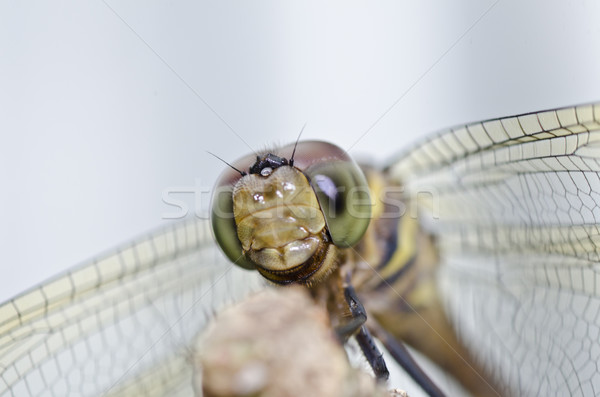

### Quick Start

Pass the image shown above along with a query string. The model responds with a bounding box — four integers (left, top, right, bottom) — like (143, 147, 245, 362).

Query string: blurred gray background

(2, 2, 600, 395)
(2, 2, 599, 304)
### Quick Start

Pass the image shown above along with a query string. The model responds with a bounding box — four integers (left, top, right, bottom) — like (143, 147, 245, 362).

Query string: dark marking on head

(249, 153, 290, 175)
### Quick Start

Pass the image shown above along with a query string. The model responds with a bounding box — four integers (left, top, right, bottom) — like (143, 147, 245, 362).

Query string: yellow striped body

(353, 166, 505, 396)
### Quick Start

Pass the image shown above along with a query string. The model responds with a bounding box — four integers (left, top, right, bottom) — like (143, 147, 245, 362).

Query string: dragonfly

(1, 102, 599, 396)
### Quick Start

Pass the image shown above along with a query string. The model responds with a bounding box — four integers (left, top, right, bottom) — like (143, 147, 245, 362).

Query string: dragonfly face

(211, 141, 371, 284)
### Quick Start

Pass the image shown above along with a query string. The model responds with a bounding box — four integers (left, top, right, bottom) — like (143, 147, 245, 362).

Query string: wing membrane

(389, 102, 600, 395)
(0, 219, 263, 396)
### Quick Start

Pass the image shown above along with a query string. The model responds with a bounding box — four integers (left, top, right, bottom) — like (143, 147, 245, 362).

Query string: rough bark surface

(195, 286, 407, 397)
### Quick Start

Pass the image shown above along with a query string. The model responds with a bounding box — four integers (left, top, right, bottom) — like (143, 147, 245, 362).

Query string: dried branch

(195, 286, 407, 397)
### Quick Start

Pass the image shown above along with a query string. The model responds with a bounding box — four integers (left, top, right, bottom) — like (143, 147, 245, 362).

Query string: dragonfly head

(211, 141, 371, 285)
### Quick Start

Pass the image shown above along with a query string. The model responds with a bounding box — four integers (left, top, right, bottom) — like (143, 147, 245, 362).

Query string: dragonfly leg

(372, 322, 446, 397)
(355, 324, 389, 381)
(337, 282, 389, 381)
(334, 283, 367, 338)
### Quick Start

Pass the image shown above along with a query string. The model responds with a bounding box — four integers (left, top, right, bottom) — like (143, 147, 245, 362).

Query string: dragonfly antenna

(289, 123, 306, 166)
(207, 151, 247, 176)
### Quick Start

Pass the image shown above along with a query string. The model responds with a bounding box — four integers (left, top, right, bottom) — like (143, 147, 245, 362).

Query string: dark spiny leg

(355, 325, 389, 381)
(335, 283, 367, 339)
(373, 323, 446, 397)
(336, 282, 389, 381)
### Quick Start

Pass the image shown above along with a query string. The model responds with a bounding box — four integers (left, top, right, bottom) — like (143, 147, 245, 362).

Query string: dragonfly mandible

(1, 102, 600, 396)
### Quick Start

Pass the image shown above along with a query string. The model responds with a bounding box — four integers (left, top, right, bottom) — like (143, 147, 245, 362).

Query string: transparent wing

(389, 103, 600, 395)
(0, 219, 264, 397)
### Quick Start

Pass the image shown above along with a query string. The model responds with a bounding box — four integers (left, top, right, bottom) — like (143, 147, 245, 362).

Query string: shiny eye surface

(304, 159, 371, 247)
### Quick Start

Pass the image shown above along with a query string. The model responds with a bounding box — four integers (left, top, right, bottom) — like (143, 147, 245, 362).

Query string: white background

(2, 2, 600, 395)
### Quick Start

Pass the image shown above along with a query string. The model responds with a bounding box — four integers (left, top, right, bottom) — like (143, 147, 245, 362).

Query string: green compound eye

(211, 185, 257, 270)
(304, 160, 371, 248)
